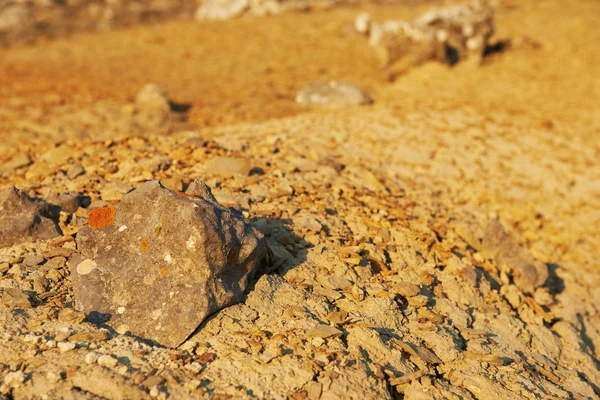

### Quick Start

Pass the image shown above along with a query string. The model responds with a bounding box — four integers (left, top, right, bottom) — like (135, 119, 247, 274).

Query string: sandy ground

(0, 0, 599, 399)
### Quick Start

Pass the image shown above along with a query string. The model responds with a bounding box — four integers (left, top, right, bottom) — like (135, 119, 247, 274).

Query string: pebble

(23, 254, 45, 267)
(67, 163, 85, 179)
(3, 371, 25, 388)
(97, 354, 119, 368)
(85, 351, 100, 365)
(57, 342, 76, 352)
(68, 331, 109, 343)
(306, 324, 343, 339)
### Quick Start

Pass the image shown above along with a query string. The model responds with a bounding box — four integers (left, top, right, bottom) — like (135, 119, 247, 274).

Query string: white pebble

(97, 354, 118, 368)
(58, 342, 76, 352)
(3, 371, 25, 387)
(85, 351, 99, 365)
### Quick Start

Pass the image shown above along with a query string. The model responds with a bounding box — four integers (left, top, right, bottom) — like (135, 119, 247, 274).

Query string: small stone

(97, 354, 119, 368)
(134, 83, 171, 129)
(393, 282, 420, 298)
(0, 288, 32, 308)
(143, 375, 166, 388)
(67, 164, 85, 180)
(306, 324, 343, 339)
(68, 331, 109, 343)
(46, 371, 62, 384)
(85, 352, 100, 365)
(0, 262, 10, 274)
(46, 192, 85, 214)
(58, 308, 87, 324)
(0, 186, 62, 248)
(23, 254, 45, 267)
(57, 342, 76, 352)
(195, 0, 249, 20)
(296, 81, 373, 107)
(3, 371, 25, 388)
(317, 275, 352, 291)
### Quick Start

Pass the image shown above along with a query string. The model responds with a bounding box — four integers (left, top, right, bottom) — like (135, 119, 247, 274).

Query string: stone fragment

(57, 342, 76, 352)
(67, 163, 85, 180)
(46, 191, 86, 214)
(0, 186, 62, 248)
(195, 0, 249, 20)
(296, 81, 373, 107)
(396, 340, 443, 364)
(23, 254, 44, 267)
(85, 352, 100, 365)
(358, 0, 494, 74)
(393, 282, 420, 298)
(97, 354, 119, 368)
(481, 219, 548, 293)
(68, 331, 109, 343)
(134, 83, 171, 129)
(58, 308, 87, 324)
(71, 180, 266, 347)
(306, 324, 343, 339)
(0, 288, 32, 308)
(2, 371, 25, 388)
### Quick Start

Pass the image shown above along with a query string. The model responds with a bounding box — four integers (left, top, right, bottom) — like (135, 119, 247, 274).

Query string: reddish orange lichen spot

(160, 267, 168, 277)
(176, 191, 199, 198)
(140, 237, 149, 253)
(88, 207, 117, 229)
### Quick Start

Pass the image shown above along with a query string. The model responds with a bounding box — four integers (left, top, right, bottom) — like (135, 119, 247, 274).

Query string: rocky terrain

(1, 0, 600, 399)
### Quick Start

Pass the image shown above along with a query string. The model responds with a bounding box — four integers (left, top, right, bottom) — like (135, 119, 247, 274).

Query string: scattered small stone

(195, 0, 249, 20)
(58, 308, 86, 324)
(3, 371, 25, 388)
(71, 180, 266, 347)
(134, 83, 171, 129)
(22, 254, 45, 267)
(306, 324, 343, 339)
(396, 340, 443, 365)
(68, 331, 109, 343)
(57, 342, 76, 352)
(46, 371, 62, 384)
(0, 288, 32, 308)
(84, 352, 100, 365)
(67, 163, 85, 180)
(97, 354, 119, 368)
(393, 282, 420, 298)
(296, 81, 373, 107)
(0, 186, 62, 248)
(142, 374, 166, 388)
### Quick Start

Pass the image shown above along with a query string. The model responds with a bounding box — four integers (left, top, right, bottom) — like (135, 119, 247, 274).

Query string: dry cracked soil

(1, 0, 600, 399)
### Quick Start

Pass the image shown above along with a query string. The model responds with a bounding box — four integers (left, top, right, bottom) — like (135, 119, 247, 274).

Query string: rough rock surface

(1, 0, 600, 399)
(71, 180, 267, 347)
(0, 187, 62, 248)
(358, 0, 495, 75)
(296, 81, 373, 106)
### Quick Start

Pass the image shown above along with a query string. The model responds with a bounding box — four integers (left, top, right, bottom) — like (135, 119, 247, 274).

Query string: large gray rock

(71, 180, 266, 348)
(0, 186, 62, 248)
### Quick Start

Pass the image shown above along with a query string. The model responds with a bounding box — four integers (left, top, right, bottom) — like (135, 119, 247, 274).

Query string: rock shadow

(181, 214, 309, 347)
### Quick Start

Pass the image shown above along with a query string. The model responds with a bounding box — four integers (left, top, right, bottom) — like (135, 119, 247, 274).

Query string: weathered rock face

(0, 187, 62, 248)
(358, 0, 494, 74)
(71, 180, 267, 347)
(296, 81, 373, 107)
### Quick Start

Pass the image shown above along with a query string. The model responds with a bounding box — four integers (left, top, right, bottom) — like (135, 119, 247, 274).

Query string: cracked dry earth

(1, 0, 600, 399)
